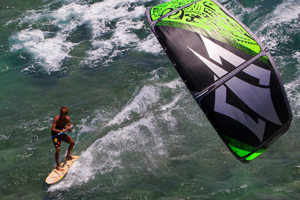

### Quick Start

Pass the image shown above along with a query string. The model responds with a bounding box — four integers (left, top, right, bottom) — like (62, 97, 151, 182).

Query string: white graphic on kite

(187, 35, 282, 142)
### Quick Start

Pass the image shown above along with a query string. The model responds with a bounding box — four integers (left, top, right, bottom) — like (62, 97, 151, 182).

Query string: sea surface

(0, 0, 300, 199)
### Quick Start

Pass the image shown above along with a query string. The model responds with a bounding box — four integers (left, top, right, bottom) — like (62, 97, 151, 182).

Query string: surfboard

(45, 155, 80, 184)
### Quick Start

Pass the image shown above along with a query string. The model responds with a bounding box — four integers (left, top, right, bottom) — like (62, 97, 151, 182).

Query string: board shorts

(52, 134, 72, 148)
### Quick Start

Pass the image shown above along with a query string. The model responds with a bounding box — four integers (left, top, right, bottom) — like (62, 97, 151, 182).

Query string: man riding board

(51, 106, 75, 171)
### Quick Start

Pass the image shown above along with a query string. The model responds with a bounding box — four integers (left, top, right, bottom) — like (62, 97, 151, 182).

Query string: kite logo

(187, 35, 282, 142)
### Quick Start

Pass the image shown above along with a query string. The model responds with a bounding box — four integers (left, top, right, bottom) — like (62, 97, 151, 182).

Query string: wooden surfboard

(45, 155, 80, 184)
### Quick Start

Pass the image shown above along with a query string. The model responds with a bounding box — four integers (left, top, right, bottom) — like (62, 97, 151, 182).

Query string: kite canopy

(145, 0, 292, 163)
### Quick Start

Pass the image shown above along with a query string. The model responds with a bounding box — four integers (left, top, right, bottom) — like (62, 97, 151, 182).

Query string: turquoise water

(0, 0, 300, 199)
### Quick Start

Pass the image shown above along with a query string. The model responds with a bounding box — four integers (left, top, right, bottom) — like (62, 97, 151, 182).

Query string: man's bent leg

(66, 139, 75, 160)
(55, 147, 64, 171)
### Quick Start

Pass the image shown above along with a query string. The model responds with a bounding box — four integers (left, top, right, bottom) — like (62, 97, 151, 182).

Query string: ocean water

(0, 0, 300, 199)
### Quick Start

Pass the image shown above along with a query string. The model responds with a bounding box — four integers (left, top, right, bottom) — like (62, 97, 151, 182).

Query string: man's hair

(60, 106, 68, 115)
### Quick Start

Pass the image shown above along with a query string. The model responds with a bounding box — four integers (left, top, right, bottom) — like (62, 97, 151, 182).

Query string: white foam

(107, 85, 160, 126)
(258, 1, 300, 30)
(254, 1, 300, 48)
(9, 0, 159, 73)
(294, 52, 300, 64)
(221, 0, 259, 21)
(137, 34, 163, 54)
(157, 78, 184, 90)
(284, 51, 300, 118)
(284, 76, 300, 118)
(83, 0, 153, 65)
(107, 77, 187, 127)
(0, 135, 10, 140)
(20, 31, 75, 73)
(159, 94, 180, 128)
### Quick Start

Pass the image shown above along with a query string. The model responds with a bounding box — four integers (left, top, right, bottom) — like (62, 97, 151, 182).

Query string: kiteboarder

(51, 106, 75, 171)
